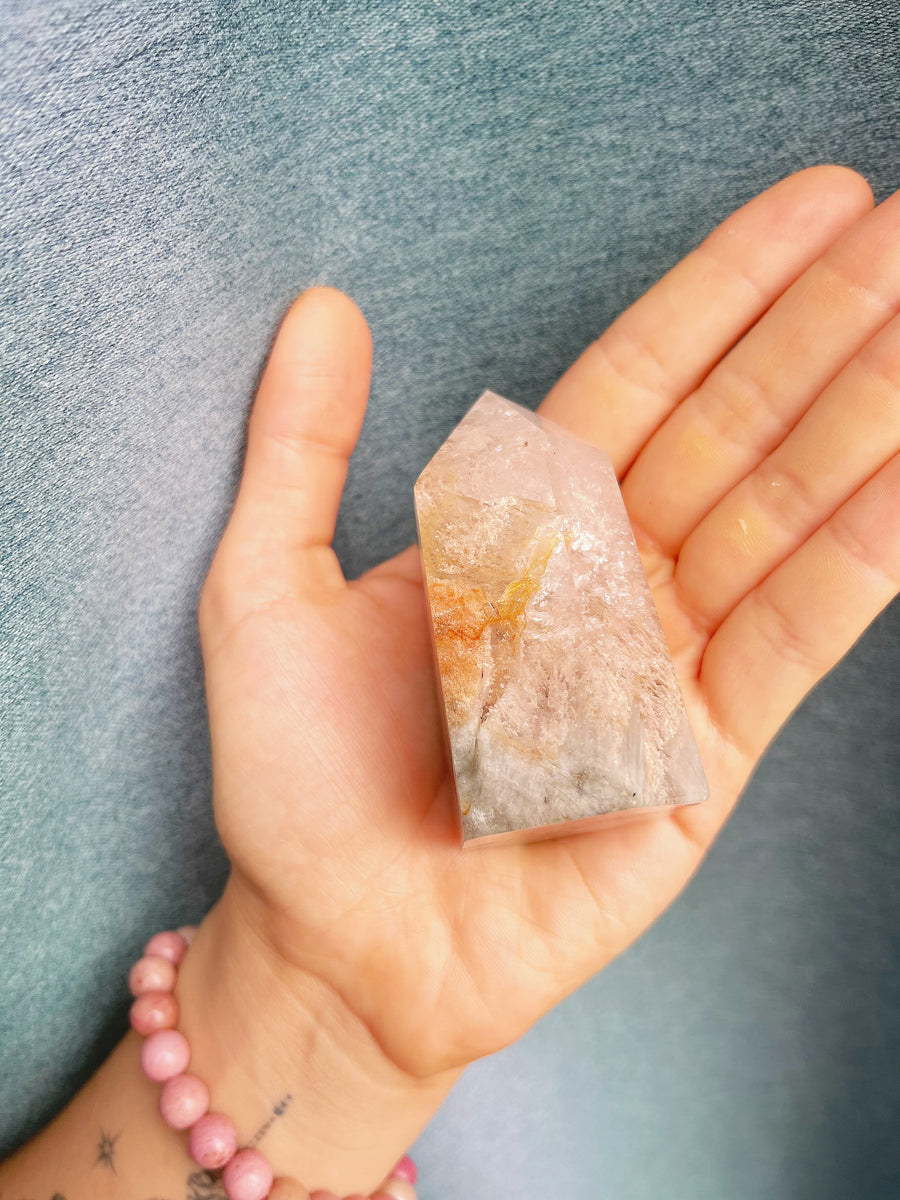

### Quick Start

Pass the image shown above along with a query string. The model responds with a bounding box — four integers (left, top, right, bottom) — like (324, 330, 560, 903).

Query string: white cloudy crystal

(414, 390, 709, 846)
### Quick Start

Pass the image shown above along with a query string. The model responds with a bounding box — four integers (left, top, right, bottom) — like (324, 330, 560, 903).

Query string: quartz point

(413, 390, 709, 847)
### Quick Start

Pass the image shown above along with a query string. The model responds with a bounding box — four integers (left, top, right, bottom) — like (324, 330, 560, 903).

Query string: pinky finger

(701, 450, 900, 762)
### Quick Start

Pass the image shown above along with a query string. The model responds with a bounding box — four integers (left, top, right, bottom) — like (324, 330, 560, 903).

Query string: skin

(202, 161, 899, 1077)
(3, 163, 898, 1199)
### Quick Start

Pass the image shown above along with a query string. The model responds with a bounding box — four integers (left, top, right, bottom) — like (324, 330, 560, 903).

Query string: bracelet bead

(130, 989, 179, 1034)
(159, 1072, 210, 1129)
(372, 1181, 416, 1200)
(389, 1157, 417, 1185)
(222, 1147, 275, 1200)
(144, 930, 190, 965)
(189, 1109, 239, 1170)
(141, 1028, 191, 1081)
(130, 928, 418, 1200)
(129, 954, 177, 995)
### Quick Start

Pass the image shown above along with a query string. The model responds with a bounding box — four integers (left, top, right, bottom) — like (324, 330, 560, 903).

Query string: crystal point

(414, 390, 709, 846)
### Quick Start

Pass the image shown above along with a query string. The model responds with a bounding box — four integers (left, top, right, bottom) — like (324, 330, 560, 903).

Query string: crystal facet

(414, 390, 709, 847)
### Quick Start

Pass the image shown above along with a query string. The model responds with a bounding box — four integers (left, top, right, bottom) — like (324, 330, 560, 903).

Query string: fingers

(537, 165, 872, 474)
(676, 310, 900, 630)
(624, 184, 900, 556)
(700, 451, 900, 762)
(211, 287, 373, 601)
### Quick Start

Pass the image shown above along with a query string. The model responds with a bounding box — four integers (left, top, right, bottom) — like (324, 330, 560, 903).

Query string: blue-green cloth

(2, 2, 899, 1196)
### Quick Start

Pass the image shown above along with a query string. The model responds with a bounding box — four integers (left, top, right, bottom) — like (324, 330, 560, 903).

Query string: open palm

(199, 165, 900, 1081)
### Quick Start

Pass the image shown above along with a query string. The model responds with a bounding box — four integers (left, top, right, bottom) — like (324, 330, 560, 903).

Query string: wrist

(175, 874, 460, 1195)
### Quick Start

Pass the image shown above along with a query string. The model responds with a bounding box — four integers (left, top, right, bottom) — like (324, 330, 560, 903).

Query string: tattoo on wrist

(95, 1128, 120, 1172)
(180, 1095, 293, 1200)
(247, 1093, 293, 1148)
(186, 1169, 227, 1199)
(75, 1094, 290, 1200)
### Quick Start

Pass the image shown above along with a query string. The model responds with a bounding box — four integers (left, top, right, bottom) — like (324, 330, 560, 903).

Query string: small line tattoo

(247, 1092, 293, 1148)
(96, 1128, 121, 1172)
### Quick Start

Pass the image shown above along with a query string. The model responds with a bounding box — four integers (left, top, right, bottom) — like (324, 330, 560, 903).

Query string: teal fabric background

(1, 2, 899, 1196)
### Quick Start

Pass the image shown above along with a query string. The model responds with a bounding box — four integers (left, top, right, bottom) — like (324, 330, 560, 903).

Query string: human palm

(200, 166, 900, 1081)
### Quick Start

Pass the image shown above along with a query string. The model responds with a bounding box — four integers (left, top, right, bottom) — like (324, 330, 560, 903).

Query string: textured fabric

(1, 1, 898, 1196)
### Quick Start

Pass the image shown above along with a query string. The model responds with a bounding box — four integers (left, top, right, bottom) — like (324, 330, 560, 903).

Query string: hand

(198, 164, 899, 1085)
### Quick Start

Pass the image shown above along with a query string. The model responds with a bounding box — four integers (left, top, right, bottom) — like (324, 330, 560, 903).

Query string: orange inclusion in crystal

(428, 528, 558, 648)
(427, 532, 559, 816)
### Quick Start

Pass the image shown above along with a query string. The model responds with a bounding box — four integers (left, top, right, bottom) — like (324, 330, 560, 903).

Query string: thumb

(206, 286, 374, 616)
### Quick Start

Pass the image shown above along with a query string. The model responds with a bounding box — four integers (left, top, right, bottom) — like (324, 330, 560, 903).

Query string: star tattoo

(96, 1128, 121, 1173)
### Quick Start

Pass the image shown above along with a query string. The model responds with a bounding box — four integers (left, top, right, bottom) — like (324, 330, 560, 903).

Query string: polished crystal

(414, 390, 709, 846)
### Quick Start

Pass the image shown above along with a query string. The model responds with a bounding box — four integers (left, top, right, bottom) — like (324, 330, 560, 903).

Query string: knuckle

(749, 455, 819, 539)
(828, 511, 899, 587)
(698, 362, 776, 452)
(753, 586, 821, 673)
(601, 321, 671, 399)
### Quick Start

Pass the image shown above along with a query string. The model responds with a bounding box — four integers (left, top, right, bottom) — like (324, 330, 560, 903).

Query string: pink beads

(129, 954, 177, 996)
(144, 930, 189, 965)
(373, 1182, 416, 1200)
(189, 1110, 238, 1170)
(222, 1148, 275, 1200)
(141, 1028, 190, 1082)
(390, 1157, 417, 1185)
(160, 1072, 210, 1129)
(128, 925, 420, 1200)
(130, 989, 179, 1035)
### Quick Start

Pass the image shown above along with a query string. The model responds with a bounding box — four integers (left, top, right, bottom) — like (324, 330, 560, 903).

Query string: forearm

(0, 1024, 228, 1200)
(1, 878, 461, 1197)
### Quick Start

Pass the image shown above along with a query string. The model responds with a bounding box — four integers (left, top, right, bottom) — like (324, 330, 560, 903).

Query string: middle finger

(622, 187, 900, 555)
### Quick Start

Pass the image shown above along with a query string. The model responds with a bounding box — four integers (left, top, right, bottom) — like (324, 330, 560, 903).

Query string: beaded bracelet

(128, 926, 418, 1200)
